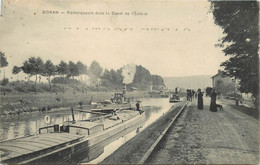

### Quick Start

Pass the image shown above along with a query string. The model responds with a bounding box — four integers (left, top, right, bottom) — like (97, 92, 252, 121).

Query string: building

(211, 70, 238, 95)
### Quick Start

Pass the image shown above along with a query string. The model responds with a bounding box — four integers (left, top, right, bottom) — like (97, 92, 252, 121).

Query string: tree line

(0, 53, 165, 94)
(210, 1, 258, 98)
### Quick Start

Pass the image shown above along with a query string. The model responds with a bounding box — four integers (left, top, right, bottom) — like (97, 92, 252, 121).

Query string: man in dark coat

(210, 89, 217, 112)
(136, 101, 140, 111)
(197, 89, 203, 110)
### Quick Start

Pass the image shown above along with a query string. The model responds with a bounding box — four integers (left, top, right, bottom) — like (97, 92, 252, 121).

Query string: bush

(0, 86, 12, 92)
(1, 78, 9, 86)
(14, 86, 26, 93)
(26, 87, 36, 93)
(40, 85, 51, 92)
(227, 93, 243, 99)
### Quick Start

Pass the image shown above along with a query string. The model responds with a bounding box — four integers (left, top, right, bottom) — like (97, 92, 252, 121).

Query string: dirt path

(147, 97, 259, 164)
(100, 101, 186, 164)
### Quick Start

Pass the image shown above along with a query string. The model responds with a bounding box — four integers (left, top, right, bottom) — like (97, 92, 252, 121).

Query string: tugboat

(90, 92, 133, 113)
(169, 93, 181, 103)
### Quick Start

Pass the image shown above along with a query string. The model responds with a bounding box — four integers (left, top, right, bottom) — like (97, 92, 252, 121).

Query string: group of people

(186, 89, 196, 101)
(188, 88, 218, 112)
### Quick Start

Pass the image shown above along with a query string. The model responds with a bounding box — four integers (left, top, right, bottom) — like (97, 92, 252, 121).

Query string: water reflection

(84, 131, 137, 164)
(0, 97, 179, 162)
(0, 108, 94, 141)
(141, 98, 173, 129)
(80, 97, 179, 164)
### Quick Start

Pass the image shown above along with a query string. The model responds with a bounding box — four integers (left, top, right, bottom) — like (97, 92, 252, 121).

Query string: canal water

(84, 97, 178, 164)
(0, 97, 180, 162)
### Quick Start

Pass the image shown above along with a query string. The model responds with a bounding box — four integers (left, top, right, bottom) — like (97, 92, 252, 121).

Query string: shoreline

(101, 100, 187, 164)
(0, 91, 150, 117)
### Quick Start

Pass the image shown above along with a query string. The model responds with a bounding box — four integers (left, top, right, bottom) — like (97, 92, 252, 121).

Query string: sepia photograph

(0, 0, 259, 164)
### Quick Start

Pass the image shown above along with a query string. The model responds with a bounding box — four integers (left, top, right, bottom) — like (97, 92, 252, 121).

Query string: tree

(132, 65, 152, 90)
(88, 60, 103, 85)
(68, 61, 79, 80)
(67, 61, 80, 93)
(56, 61, 69, 93)
(0, 52, 8, 79)
(101, 69, 123, 90)
(12, 66, 21, 81)
(76, 61, 87, 81)
(151, 75, 165, 86)
(210, 1, 259, 97)
(101, 69, 112, 88)
(21, 57, 44, 94)
(42, 60, 56, 93)
(76, 61, 87, 93)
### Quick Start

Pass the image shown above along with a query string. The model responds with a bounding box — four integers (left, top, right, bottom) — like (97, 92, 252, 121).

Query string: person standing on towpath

(197, 88, 203, 110)
(136, 101, 140, 111)
(210, 89, 217, 112)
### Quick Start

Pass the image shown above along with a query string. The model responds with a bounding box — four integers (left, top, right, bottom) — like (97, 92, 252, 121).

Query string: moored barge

(0, 109, 145, 164)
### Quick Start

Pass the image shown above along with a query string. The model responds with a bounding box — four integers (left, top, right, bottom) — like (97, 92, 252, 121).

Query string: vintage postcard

(0, 0, 258, 164)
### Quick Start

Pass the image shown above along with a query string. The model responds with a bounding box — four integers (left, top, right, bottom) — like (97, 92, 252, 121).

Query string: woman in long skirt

(197, 89, 203, 110)
(210, 89, 217, 112)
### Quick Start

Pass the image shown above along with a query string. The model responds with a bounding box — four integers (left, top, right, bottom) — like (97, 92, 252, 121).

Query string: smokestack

(123, 83, 126, 95)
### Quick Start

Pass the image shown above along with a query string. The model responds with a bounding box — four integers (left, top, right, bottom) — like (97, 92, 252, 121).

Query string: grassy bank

(101, 101, 187, 164)
(219, 98, 258, 120)
(0, 91, 150, 117)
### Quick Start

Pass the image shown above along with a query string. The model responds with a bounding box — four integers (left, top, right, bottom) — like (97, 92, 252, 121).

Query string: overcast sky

(0, 0, 227, 79)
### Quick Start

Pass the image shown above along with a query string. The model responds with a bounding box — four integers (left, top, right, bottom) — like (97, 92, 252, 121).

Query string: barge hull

(1, 112, 145, 164)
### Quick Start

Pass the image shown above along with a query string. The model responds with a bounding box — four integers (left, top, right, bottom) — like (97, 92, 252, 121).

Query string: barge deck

(0, 110, 145, 164)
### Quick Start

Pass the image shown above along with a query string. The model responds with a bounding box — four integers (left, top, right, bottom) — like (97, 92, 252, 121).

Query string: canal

(0, 97, 181, 162)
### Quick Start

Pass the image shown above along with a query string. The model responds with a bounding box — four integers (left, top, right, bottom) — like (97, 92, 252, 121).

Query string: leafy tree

(1, 78, 9, 86)
(88, 60, 103, 85)
(56, 61, 69, 93)
(68, 61, 79, 80)
(151, 75, 165, 87)
(12, 66, 21, 81)
(42, 60, 56, 93)
(210, 1, 259, 97)
(132, 65, 152, 90)
(0, 52, 8, 79)
(76, 61, 87, 81)
(101, 69, 123, 90)
(21, 57, 44, 94)
(76, 61, 87, 93)
(67, 61, 80, 93)
(101, 69, 112, 87)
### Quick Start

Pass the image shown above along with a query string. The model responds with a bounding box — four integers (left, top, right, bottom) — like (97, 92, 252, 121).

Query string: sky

(0, 0, 228, 80)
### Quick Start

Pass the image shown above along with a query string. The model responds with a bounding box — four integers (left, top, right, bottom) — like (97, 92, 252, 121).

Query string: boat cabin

(112, 92, 125, 104)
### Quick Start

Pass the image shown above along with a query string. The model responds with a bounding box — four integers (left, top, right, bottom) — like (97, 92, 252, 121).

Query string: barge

(0, 109, 145, 164)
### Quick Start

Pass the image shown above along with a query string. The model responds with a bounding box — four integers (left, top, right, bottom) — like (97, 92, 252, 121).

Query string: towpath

(147, 97, 259, 164)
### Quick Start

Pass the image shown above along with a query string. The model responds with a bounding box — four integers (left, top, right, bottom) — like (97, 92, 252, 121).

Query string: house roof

(211, 73, 220, 79)
(211, 70, 224, 79)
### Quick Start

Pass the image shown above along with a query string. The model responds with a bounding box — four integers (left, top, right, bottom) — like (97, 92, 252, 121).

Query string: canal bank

(101, 100, 187, 164)
(0, 97, 179, 143)
(146, 97, 259, 164)
(0, 97, 185, 164)
(0, 91, 150, 117)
